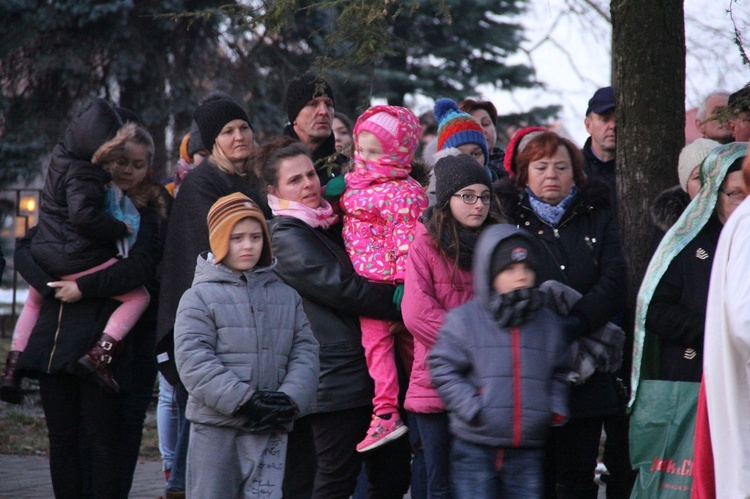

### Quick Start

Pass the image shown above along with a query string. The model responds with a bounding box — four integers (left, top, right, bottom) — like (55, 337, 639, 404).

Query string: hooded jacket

(429, 224, 569, 448)
(174, 253, 319, 430)
(341, 160, 428, 283)
(31, 99, 128, 276)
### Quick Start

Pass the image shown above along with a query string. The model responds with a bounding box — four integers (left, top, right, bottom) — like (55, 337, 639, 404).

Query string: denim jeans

(157, 373, 178, 474)
(451, 438, 544, 499)
(166, 381, 190, 492)
(409, 411, 452, 498)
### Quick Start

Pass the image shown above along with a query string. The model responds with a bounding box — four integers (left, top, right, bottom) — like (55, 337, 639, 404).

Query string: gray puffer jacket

(174, 253, 320, 430)
(429, 224, 570, 448)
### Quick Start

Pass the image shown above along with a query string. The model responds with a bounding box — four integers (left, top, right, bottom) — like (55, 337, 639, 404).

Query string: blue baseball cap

(586, 86, 615, 115)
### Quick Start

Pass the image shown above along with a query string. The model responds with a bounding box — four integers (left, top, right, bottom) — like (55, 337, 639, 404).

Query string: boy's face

(225, 217, 264, 272)
(493, 262, 535, 295)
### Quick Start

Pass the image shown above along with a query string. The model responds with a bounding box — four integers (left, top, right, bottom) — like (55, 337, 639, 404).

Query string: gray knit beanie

(434, 150, 493, 207)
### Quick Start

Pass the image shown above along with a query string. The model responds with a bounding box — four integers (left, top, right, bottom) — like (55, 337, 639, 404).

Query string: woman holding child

(11, 100, 168, 498)
(257, 136, 411, 498)
(496, 129, 627, 498)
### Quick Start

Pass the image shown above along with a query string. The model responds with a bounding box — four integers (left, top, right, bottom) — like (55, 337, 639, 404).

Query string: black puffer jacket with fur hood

(31, 98, 128, 276)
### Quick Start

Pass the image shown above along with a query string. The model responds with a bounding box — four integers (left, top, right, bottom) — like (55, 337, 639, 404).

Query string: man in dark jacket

(581, 85, 636, 498)
(583, 86, 616, 204)
(283, 73, 346, 186)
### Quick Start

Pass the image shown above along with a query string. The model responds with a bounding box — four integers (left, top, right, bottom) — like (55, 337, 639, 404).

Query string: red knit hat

(503, 126, 547, 177)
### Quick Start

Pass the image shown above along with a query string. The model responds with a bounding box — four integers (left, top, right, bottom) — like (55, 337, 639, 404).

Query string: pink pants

(10, 258, 150, 351)
(360, 316, 414, 416)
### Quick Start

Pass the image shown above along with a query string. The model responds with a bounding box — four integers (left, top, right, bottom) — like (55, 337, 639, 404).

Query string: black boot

(77, 334, 121, 393)
(0, 350, 23, 404)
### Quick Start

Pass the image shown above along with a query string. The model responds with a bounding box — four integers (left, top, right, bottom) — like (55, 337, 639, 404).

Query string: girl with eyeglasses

(401, 151, 500, 497)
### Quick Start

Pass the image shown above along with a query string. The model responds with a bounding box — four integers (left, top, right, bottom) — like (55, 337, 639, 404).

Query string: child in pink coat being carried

(341, 105, 429, 452)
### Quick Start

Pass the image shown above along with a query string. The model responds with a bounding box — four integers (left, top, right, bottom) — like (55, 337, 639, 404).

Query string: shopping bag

(629, 380, 700, 498)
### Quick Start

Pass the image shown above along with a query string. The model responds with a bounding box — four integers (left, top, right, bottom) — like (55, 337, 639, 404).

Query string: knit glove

(323, 175, 346, 201)
(393, 284, 405, 311)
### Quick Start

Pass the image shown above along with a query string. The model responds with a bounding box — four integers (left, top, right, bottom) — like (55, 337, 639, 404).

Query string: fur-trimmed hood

(493, 175, 614, 221)
(649, 185, 690, 234)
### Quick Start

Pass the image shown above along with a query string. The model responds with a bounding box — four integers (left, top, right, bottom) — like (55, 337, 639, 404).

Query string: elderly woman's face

(215, 119, 254, 164)
(716, 170, 745, 225)
(268, 154, 321, 209)
(526, 145, 575, 206)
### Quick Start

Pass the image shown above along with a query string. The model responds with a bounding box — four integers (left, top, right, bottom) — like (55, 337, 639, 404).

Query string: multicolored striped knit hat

(434, 98, 489, 167)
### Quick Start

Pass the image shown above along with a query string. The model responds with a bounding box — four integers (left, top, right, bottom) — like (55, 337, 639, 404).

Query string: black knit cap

(192, 99, 251, 151)
(187, 120, 205, 156)
(491, 235, 539, 278)
(434, 152, 493, 207)
(286, 73, 335, 124)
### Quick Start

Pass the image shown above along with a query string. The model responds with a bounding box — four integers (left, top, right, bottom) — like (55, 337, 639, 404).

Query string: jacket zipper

(521, 204, 580, 239)
(47, 303, 64, 373)
(511, 325, 522, 447)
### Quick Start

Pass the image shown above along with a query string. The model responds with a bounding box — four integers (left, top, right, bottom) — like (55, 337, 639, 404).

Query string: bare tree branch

(728, 0, 750, 66)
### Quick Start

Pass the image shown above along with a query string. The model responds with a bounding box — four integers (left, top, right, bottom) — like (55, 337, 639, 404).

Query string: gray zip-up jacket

(174, 253, 319, 430)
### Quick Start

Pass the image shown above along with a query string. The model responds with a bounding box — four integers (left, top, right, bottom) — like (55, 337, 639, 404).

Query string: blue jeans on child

(451, 438, 544, 499)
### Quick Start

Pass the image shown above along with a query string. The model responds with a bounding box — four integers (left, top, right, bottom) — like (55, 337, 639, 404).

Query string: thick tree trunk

(612, 0, 685, 311)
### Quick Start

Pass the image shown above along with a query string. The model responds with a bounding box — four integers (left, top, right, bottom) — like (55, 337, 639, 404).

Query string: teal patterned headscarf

(629, 142, 747, 409)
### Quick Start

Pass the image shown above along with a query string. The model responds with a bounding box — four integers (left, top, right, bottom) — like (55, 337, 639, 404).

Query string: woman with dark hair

(332, 111, 354, 156)
(257, 135, 411, 499)
(459, 98, 506, 180)
(402, 150, 500, 497)
(496, 130, 627, 499)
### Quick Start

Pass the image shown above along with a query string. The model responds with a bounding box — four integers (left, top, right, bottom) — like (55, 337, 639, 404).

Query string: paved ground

(0, 454, 166, 499)
(0, 453, 606, 498)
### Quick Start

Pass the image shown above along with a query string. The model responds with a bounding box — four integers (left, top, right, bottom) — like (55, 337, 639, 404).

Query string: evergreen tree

(0, 0, 227, 183)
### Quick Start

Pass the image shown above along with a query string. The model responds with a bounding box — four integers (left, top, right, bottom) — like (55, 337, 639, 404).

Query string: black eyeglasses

(452, 193, 491, 205)
(719, 189, 746, 205)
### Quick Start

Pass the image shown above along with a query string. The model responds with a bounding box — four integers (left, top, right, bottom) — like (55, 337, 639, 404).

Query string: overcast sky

(408, 0, 750, 146)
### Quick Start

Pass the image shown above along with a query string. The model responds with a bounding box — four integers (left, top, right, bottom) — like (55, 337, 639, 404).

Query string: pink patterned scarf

(268, 194, 339, 228)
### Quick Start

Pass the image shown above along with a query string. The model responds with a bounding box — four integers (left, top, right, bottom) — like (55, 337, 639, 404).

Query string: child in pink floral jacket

(341, 105, 428, 452)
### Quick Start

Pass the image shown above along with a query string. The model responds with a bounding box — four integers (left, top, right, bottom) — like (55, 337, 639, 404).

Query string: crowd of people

(1, 72, 749, 499)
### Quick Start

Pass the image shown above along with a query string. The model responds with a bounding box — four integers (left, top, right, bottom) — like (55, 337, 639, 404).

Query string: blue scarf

(526, 186, 578, 226)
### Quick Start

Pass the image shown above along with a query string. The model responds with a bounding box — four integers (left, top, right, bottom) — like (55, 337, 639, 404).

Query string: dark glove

(323, 174, 346, 200)
(559, 313, 583, 342)
(393, 283, 405, 311)
(237, 391, 298, 427)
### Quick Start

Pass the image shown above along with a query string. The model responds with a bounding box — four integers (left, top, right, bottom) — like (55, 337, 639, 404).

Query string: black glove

(559, 313, 583, 343)
(236, 390, 298, 427)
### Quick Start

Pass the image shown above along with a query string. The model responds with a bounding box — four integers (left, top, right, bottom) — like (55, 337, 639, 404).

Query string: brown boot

(0, 350, 23, 404)
(77, 334, 121, 393)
